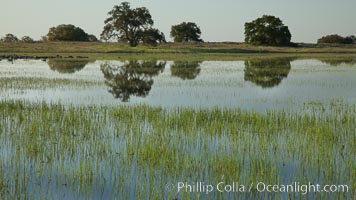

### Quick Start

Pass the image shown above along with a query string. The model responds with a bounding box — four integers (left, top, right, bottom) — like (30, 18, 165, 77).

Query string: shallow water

(0, 55, 355, 199)
(0, 101, 354, 199)
(0, 57, 355, 111)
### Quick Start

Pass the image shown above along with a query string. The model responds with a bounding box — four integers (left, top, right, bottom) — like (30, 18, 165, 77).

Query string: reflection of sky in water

(0, 59, 355, 112)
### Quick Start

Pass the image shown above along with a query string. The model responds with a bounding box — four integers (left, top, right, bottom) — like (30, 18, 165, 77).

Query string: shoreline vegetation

(1, 42, 356, 61)
(1, 42, 356, 55)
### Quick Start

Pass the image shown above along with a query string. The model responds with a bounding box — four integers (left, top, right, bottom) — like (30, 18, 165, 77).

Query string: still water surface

(0, 57, 355, 111)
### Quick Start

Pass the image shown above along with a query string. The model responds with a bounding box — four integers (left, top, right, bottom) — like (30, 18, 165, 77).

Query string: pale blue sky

(0, 0, 355, 43)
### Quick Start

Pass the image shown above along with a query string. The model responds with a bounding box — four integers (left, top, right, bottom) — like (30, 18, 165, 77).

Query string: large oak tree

(245, 15, 291, 46)
(170, 22, 203, 42)
(101, 2, 164, 46)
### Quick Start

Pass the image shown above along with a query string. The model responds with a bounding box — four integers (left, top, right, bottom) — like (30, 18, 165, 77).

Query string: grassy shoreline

(1, 42, 356, 55)
(1, 42, 355, 61)
(1, 53, 356, 63)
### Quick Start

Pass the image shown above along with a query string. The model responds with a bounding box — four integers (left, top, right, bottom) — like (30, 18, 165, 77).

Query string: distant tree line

(1, 2, 355, 46)
(0, 33, 35, 43)
(317, 34, 355, 44)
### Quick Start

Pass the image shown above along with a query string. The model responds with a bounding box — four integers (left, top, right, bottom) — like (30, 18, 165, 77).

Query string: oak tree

(170, 22, 203, 42)
(245, 15, 291, 46)
(101, 2, 155, 46)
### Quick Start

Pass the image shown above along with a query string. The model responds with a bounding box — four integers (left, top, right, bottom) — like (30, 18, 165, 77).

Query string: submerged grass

(0, 100, 355, 199)
(0, 77, 103, 90)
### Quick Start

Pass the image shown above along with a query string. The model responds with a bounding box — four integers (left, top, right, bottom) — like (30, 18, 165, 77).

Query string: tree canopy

(317, 34, 355, 44)
(1, 34, 19, 43)
(170, 22, 203, 42)
(47, 24, 90, 41)
(21, 36, 35, 43)
(244, 15, 292, 46)
(101, 2, 164, 46)
(344, 36, 356, 44)
(142, 28, 166, 46)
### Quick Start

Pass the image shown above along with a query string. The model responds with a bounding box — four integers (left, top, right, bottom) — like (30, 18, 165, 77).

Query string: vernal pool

(0, 55, 355, 200)
(0, 56, 355, 111)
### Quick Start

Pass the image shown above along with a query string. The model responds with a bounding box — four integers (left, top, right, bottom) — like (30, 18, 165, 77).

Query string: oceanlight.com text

(171, 182, 349, 195)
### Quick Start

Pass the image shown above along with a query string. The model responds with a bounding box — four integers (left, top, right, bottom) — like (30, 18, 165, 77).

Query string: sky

(0, 0, 355, 43)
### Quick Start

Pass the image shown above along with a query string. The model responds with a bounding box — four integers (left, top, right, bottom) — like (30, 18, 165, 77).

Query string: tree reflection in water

(171, 61, 202, 80)
(317, 57, 356, 66)
(101, 60, 166, 102)
(48, 59, 91, 73)
(244, 58, 292, 88)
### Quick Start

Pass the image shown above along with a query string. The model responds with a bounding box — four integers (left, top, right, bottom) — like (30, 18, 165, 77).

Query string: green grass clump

(0, 77, 102, 90)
